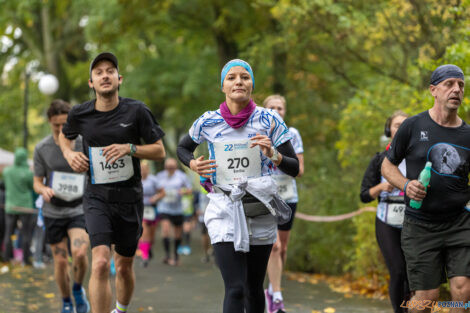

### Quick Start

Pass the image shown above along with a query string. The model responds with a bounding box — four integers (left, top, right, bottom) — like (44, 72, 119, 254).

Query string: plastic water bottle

(410, 161, 432, 209)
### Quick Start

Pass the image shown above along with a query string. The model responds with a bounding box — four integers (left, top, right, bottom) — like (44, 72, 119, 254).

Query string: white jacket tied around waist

(204, 176, 292, 252)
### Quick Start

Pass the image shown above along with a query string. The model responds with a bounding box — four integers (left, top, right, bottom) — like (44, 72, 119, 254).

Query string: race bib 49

(89, 147, 134, 184)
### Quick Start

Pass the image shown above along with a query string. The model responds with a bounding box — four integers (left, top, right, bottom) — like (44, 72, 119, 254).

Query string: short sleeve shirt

(154, 169, 192, 215)
(142, 175, 159, 206)
(386, 111, 470, 222)
(33, 135, 84, 218)
(188, 107, 292, 182)
(272, 127, 304, 203)
(62, 97, 165, 189)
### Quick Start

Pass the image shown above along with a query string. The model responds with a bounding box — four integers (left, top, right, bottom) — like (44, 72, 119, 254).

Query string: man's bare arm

(382, 157, 426, 201)
(58, 132, 89, 173)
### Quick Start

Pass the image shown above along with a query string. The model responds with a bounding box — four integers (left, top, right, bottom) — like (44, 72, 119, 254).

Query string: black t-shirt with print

(387, 110, 470, 222)
(62, 97, 165, 189)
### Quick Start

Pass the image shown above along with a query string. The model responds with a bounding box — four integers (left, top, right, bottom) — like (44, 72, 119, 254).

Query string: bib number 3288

(213, 140, 261, 185)
(89, 147, 134, 184)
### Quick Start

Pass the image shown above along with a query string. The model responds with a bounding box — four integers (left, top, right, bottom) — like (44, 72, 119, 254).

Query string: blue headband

(221, 59, 254, 90)
(430, 64, 464, 86)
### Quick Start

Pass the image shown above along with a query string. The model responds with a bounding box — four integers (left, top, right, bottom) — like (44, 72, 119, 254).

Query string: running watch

(129, 143, 137, 156)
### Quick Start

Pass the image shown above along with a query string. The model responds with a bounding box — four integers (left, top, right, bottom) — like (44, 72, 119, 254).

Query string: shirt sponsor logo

(420, 131, 429, 141)
(248, 133, 256, 138)
(120, 123, 132, 128)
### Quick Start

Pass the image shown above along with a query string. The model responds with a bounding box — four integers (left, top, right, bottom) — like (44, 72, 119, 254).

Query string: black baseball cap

(89, 52, 119, 79)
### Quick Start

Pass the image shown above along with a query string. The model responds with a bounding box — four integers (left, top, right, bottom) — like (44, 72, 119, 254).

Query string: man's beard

(97, 85, 119, 98)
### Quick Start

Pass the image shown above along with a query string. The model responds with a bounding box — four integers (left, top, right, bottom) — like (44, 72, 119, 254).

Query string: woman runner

(263, 95, 304, 313)
(360, 111, 409, 313)
(177, 59, 299, 313)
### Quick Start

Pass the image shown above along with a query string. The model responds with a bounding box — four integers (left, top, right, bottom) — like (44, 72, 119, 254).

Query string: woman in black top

(360, 111, 409, 313)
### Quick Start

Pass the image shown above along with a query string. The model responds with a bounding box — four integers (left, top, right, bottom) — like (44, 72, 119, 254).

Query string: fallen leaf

(324, 308, 336, 313)
(44, 293, 55, 299)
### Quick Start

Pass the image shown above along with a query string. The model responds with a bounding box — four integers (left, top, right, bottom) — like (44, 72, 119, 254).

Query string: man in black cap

(382, 64, 470, 313)
(59, 52, 166, 313)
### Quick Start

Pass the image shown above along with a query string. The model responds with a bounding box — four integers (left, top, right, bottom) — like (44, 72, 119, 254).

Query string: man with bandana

(382, 64, 470, 313)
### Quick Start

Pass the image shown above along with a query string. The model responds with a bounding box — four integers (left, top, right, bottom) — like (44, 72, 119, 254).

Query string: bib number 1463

(89, 147, 134, 184)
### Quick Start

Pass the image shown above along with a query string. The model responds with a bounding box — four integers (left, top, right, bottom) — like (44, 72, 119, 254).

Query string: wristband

(403, 180, 410, 193)
(128, 143, 137, 156)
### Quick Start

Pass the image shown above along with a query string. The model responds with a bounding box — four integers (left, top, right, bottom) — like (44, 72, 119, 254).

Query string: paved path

(0, 235, 393, 313)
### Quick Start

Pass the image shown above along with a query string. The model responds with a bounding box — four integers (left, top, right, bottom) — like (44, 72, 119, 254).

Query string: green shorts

(401, 211, 470, 291)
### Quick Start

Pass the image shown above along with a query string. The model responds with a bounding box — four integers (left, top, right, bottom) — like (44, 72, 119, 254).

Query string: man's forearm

(134, 139, 166, 161)
(59, 132, 74, 157)
(381, 157, 408, 191)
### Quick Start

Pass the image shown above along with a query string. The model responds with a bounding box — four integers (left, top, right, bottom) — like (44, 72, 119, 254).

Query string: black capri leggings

(375, 217, 410, 313)
(213, 242, 273, 313)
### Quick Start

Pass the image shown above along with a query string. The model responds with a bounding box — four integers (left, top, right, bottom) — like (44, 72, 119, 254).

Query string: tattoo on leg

(73, 237, 87, 248)
(54, 247, 67, 258)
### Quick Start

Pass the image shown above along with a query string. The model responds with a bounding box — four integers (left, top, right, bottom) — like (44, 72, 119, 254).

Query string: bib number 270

(227, 157, 249, 169)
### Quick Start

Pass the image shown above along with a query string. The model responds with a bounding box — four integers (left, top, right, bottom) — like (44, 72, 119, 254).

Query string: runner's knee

(414, 289, 439, 301)
(450, 277, 470, 299)
(92, 257, 110, 278)
(227, 283, 244, 301)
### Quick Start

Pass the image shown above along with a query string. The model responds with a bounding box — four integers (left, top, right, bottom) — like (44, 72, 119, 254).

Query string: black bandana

(430, 64, 464, 86)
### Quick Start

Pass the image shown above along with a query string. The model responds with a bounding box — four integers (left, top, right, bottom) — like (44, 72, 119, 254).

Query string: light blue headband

(220, 59, 255, 90)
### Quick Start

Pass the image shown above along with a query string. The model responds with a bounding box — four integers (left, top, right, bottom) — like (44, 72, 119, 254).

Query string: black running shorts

(401, 211, 470, 291)
(278, 202, 297, 231)
(44, 214, 86, 245)
(83, 188, 143, 257)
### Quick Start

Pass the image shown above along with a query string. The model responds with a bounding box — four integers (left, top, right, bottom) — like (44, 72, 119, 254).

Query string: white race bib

(386, 203, 405, 226)
(51, 171, 85, 201)
(213, 140, 262, 185)
(143, 205, 156, 221)
(163, 189, 179, 204)
(272, 174, 295, 200)
(89, 147, 134, 184)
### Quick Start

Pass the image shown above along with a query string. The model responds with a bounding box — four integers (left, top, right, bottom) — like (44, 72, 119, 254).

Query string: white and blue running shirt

(272, 127, 304, 203)
(142, 175, 159, 206)
(155, 169, 192, 215)
(189, 107, 292, 183)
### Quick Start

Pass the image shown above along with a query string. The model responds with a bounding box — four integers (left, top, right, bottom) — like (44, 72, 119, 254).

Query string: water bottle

(410, 161, 432, 209)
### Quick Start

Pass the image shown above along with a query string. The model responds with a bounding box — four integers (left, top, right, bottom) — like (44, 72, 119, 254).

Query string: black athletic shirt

(387, 110, 470, 222)
(62, 97, 165, 189)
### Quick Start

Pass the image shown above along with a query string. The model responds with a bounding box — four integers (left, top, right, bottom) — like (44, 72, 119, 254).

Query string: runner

(177, 59, 299, 313)
(155, 158, 192, 266)
(360, 111, 409, 313)
(382, 64, 470, 313)
(59, 52, 166, 313)
(263, 95, 304, 313)
(138, 161, 163, 267)
(33, 99, 90, 313)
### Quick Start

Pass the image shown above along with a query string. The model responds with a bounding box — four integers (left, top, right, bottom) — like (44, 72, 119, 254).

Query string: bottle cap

(425, 161, 432, 168)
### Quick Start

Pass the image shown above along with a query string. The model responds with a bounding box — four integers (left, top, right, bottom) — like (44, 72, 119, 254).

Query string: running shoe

(264, 289, 273, 313)
(182, 246, 192, 255)
(177, 245, 184, 255)
(271, 299, 285, 313)
(73, 287, 90, 313)
(61, 301, 75, 313)
(33, 260, 46, 269)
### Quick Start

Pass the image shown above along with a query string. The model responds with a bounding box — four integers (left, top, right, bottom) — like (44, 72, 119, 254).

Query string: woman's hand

(250, 133, 273, 157)
(190, 156, 217, 178)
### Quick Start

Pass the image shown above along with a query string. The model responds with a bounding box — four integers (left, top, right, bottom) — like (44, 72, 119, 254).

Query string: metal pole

(23, 71, 29, 149)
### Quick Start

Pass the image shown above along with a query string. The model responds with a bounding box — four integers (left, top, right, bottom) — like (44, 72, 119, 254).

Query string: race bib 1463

(213, 140, 262, 185)
(50, 171, 85, 201)
(89, 147, 134, 184)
